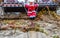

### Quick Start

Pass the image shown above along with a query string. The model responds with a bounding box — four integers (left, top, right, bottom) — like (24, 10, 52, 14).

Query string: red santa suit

(25, 2, 38, 18)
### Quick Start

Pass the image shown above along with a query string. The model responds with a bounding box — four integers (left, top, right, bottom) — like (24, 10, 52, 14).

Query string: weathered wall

(0, 0, 2, 2)
(0, 0, 2, 3)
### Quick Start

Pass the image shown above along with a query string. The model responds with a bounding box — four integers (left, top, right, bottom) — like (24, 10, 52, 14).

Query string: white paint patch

(57, 10, 60, 15)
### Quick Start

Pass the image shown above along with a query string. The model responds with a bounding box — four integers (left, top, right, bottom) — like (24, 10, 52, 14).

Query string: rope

(22, 2, 27, 13)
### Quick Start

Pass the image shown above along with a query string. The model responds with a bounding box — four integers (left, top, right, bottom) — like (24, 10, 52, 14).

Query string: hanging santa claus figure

(25, 1, 39, 19)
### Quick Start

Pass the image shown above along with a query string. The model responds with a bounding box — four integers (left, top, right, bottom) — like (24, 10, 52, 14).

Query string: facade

(1, 0, 58, 12)
(0, 0, 59, 18)
(3, 0, 55, 3)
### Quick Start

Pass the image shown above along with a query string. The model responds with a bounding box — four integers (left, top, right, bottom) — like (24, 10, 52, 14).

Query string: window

(18, 0, 25, 3)
(28, 0, 35, 2)
(38, 0, 52, 3)
(4, 0, 15, 3)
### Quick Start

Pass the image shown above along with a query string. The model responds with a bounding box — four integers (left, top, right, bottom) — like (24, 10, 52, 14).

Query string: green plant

(53, 35, 60, 38)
